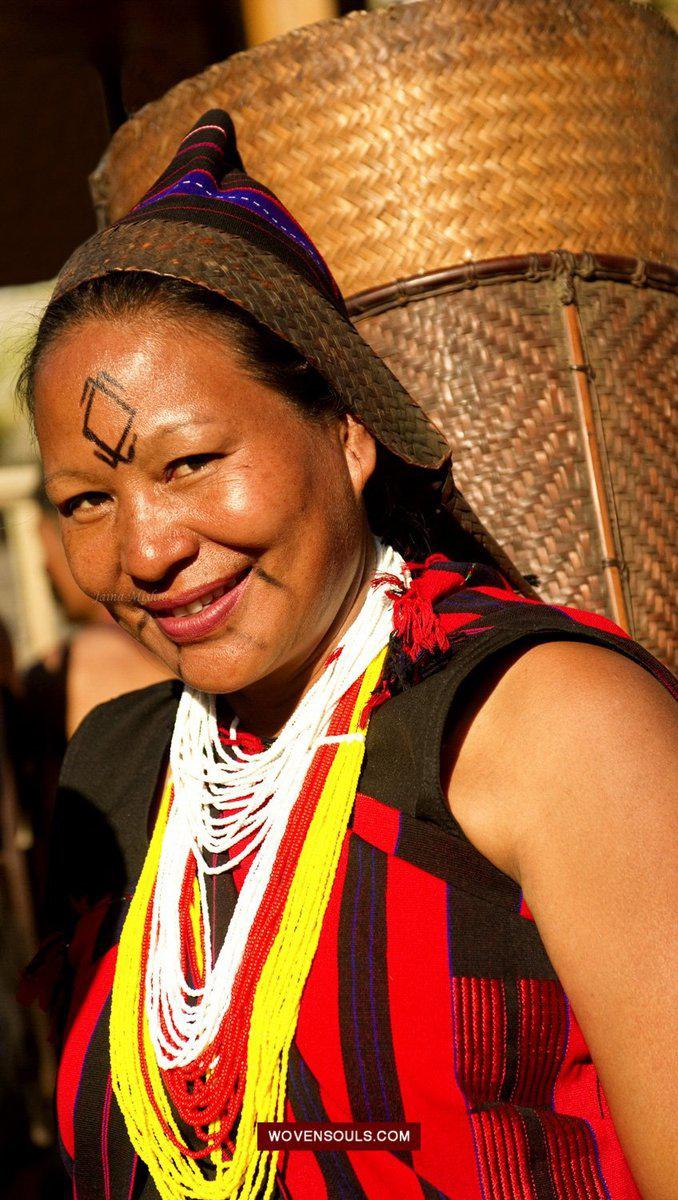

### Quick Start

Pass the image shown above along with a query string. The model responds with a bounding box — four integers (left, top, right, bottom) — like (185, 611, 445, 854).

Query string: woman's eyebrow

(151, 416, 225, 437)
(43, 467, 99, 489)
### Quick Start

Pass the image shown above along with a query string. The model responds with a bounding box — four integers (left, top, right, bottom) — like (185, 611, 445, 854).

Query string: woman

(21, 110, 677, 1200)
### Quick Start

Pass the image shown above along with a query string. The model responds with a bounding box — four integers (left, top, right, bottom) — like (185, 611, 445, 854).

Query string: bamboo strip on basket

(561, 303, 631, 632)
(574, 280, 677, 667)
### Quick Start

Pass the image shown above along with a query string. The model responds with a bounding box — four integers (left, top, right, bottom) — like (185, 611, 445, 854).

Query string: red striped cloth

(30, 557, 674, 1198)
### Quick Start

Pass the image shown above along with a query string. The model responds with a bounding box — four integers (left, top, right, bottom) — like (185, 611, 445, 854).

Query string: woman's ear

(341, 415, 377, 497)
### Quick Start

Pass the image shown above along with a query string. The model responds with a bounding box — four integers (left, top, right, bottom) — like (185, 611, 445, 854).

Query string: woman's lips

(149, 570, 251, 644)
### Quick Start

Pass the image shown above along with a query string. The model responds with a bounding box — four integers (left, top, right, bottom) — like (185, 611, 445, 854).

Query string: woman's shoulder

(24, 681, 182, 1026)
(443, 633, 676, 876)
(361, 556, 676, 848)
(50, 679, 182, 906)
(62, 677, 181, 801)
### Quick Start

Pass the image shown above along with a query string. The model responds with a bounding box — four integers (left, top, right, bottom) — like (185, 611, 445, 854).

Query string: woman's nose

(118, 495, 200, 588)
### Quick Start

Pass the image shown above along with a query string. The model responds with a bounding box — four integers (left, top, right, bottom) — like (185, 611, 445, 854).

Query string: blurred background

(0, 0, 675, 1196)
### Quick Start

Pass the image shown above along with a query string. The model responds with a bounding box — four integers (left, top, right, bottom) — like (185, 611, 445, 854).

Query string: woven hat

(52, 108, 531, 593)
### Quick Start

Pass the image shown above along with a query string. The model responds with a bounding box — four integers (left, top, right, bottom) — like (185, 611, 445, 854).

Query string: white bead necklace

(145, 540, 407, 1069)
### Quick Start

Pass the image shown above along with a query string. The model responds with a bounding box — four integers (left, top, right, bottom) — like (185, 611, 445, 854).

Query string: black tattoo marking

(80, 371, 137, 468)
(254, 566, 284, 589)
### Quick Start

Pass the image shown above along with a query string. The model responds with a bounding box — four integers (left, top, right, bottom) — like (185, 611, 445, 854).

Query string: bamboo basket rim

(347, 251, 678, 317)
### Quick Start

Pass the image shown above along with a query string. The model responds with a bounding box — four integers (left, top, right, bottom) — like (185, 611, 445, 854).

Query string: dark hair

(18, 272, 453, 559)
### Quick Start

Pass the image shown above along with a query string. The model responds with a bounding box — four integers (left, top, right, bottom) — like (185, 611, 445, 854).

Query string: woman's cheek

(197, 461, 307, 545)
(61, 523, 119, 599)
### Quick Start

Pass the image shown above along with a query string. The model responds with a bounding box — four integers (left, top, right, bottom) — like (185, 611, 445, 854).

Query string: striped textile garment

(25, 557, 676, 1200)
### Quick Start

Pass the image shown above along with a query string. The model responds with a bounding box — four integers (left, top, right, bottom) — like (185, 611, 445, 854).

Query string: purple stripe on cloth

(127, 1154, 138, 1200)
(393, 809, 404, 857)
(129, 197, 334, 297)
(101, 1074, 112, 1200)
(368, 844, 392, 1120)
(136, 170, 337, 288)
(350, 838, 373, 1118)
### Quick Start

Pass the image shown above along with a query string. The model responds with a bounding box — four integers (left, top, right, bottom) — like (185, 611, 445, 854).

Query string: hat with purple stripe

(124, 112, 346, 314)
(52, 108, 531, 593)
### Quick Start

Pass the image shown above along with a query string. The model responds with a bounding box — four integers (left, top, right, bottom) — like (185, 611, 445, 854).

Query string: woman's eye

(59, 492, 110, 519)
(167, 454, 221, 481)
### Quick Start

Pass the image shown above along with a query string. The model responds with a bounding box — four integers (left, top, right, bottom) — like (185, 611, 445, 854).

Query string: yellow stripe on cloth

(109, 647, 387, 1200)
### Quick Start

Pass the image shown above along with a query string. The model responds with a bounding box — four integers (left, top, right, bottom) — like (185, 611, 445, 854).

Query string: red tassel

(391, 587, 449, 661)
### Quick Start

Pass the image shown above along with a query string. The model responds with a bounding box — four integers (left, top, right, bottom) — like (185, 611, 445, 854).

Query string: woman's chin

(167, 638, 271, 696)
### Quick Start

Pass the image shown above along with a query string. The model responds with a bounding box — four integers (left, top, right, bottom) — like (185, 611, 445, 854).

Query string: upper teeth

(169, 585, 227, 618)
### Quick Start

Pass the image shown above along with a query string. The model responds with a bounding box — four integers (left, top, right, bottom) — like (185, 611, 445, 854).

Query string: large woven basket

(92, 0, 677, 669)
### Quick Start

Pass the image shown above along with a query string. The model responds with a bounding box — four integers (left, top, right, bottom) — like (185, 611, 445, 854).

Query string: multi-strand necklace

(110, 540, 407, 1200)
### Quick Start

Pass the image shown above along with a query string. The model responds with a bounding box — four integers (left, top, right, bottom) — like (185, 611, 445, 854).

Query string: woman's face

(34, 311, 376, 701)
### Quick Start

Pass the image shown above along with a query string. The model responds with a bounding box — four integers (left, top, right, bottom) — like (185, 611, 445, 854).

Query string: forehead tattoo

(80, 370, 138, 468)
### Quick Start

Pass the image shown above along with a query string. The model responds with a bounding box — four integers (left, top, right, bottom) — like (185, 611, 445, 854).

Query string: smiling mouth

(159, 582, 232, 618)
(143, 568, 252, 644)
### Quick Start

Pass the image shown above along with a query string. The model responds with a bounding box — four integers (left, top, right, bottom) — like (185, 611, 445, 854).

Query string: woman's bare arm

(444, 640, 678, 1200)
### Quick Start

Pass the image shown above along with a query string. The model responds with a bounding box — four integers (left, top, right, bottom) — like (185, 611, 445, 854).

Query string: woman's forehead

(38, 310, 233, 376)
(35, 315, 253, 421)
(33, 314, 323, 473)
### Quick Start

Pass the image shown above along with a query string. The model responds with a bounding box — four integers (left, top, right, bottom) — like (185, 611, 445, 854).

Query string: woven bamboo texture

(355, 272, 676, 668)
(92, 0, 676, 296)
(574, 280, 677, 666)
